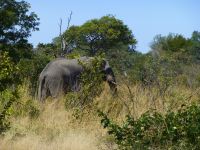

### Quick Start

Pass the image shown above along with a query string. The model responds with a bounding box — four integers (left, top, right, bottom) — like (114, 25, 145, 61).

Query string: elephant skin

(38, 57, 117, 101)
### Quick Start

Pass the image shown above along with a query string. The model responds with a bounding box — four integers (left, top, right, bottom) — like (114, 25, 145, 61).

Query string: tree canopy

(0, 0, 39, 61)
(150, 32, 200, 63)
(150, 33, 192, 54)
(62, 15, 136, 56)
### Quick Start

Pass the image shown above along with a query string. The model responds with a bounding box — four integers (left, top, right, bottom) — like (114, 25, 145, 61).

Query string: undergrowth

(99, 104, 200, 150)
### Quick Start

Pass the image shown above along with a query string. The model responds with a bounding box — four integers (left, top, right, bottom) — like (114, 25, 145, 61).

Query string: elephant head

(101, 60, 117, 93)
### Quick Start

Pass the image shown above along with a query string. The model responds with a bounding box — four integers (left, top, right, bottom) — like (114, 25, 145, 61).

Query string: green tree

(0, 0, 39, 61)
(150, 33, 192, 55)
(190, 31, 200, 62)
(106, 43, 141, 78)
(63, 15, 136, 56)
(35, 43, 58, 58)
(191, 31, 200, 42)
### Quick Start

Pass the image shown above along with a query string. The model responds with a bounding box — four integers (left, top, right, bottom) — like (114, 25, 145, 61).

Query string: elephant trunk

(107, 75, 117, 93)
(104, 67, 117, 94)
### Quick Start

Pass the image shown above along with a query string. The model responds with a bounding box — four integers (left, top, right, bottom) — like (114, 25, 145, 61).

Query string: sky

(26, 0, 200, 53)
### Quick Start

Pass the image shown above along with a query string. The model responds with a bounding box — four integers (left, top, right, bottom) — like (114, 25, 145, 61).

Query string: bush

(0, 52, 20, 134)
(0, 52, 19, 90)
(99, 104, 200, 149)
(0, 90, 19, 135)
(65, 55, 105, 110)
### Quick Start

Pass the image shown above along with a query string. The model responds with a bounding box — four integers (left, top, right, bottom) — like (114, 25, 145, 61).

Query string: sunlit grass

(0, 81, 199, 149)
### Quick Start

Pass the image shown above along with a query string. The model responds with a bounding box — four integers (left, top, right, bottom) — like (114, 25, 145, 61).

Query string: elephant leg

(71, 81, 80, 92)
(71, 76, 81, 92)
(47, 78, 63, 98)
(41, 87, 47, 100)
(63, 75, 80, 93)
(38, 76, 48, 101)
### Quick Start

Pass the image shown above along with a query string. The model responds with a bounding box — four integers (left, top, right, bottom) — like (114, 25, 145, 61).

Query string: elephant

(38, 57, 117, 101)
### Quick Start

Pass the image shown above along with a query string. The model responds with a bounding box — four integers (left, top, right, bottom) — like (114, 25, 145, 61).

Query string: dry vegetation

(0, 81, 199, 150)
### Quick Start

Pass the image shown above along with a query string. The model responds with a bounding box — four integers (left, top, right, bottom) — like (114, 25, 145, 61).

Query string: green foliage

(65, 52, 81, 59)
(25, 100, 40, 119)
(106, 43, 140, 78)
(99, 104, 200, 149)
(127, 31, 200, 88)
(13, 98, 40, 119)
(0, 90, 19, 135)
(0, 52, 19, 91)
(150, 32, 200, 64)
(151, 33, 192, 53)
(63, 15, 136, 56)
(65, 55, 105, 109)
(0, 0, 39, 42)
(143, 55, 180, 88)
(0, 52, 20, 134)
(36, 43, 58, 58)
(189, 31, 200, 62)
(0, 52, 39, 134)
(145, 32, 200, 88)
(0, 0, 39, 61)
(0, 88, 40, 135)
(125, 54, 175, 91)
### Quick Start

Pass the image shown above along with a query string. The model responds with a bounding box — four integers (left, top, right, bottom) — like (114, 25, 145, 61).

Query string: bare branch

(58, 18, 63, 53)
(57, 11, 73, 56)
(67, 11, 73, 30)
(63, 11, 73, 55)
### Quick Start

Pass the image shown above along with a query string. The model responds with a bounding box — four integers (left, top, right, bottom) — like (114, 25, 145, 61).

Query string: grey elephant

(38, 57, 117, 101)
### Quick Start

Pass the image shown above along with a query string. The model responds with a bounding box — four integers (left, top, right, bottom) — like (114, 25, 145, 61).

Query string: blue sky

(26, 0, 200, 53)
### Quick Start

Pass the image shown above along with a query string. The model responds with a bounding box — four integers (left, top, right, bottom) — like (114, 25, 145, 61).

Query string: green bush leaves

(99, 104, 200, 149)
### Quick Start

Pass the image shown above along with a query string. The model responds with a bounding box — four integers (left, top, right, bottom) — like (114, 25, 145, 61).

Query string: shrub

(0, 52, 20, 134)
(65, 55, 105, 110)
(0, 90, 19, 135)
(0, 52, 19, 90)
(99, 104, 200, 149)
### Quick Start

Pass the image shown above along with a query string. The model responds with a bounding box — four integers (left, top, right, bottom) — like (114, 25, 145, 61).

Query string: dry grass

(0, 82, 199, 150)
(97, 82, 199, 119)
(0, 132, 99, 150)
(0, 98, 109, 150)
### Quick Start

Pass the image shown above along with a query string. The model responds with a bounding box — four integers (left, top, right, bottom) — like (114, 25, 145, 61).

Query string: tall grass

(0, 81, 199, 150)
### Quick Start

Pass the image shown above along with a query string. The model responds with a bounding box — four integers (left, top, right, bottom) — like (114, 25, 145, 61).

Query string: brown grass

(0, 82, 199, 150)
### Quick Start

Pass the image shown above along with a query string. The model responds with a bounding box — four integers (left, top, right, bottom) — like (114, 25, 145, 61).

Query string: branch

(58, 18, 63, 53)
(67, 11, 73, 30)
(58, 11, 73, 56)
